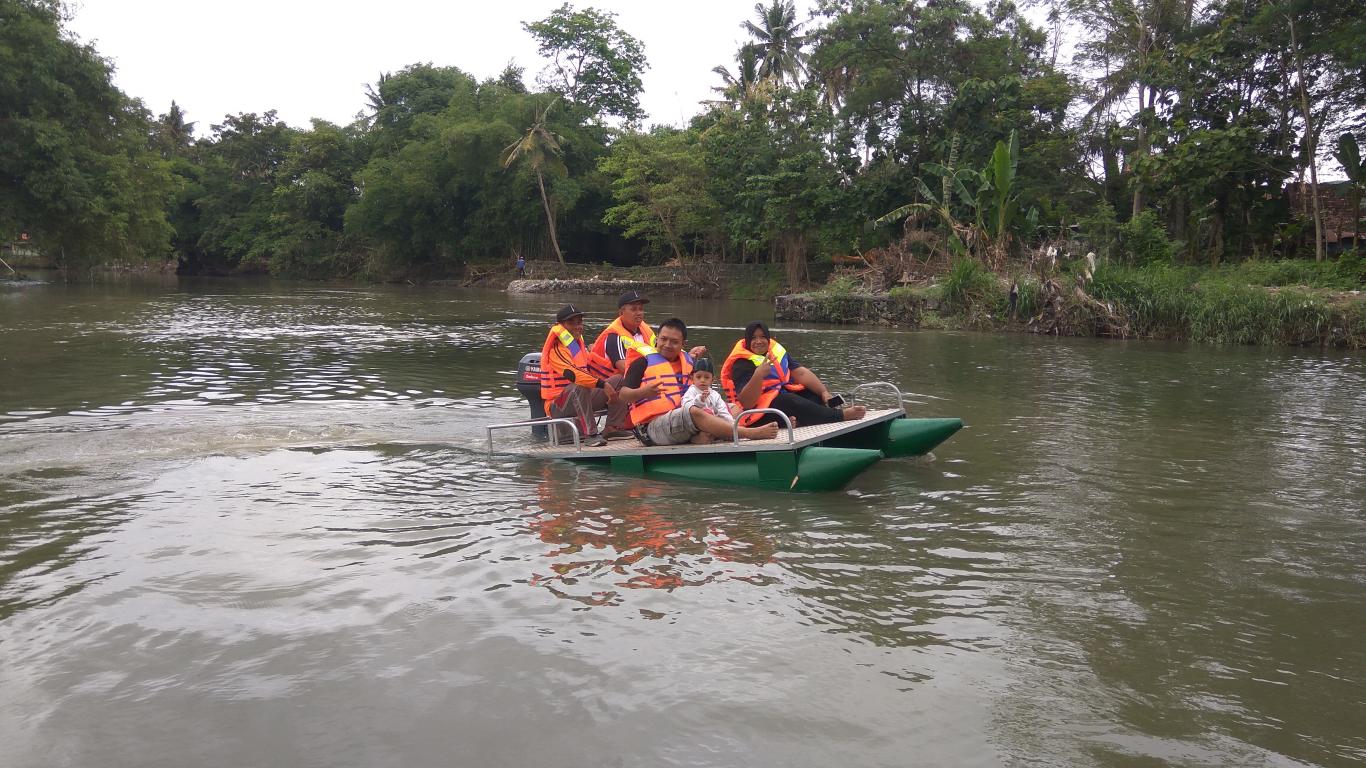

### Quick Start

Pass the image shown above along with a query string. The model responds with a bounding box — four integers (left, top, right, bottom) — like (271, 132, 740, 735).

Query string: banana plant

(877, 131, 1026, 268)
(875, 137, 974, 258)
(976, 130, 1021, 269)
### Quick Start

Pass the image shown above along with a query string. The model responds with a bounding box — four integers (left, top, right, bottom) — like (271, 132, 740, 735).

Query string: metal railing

(847, 382, 906, 411)
(732, 408, 795, 445)
(485, 417, 582, 457)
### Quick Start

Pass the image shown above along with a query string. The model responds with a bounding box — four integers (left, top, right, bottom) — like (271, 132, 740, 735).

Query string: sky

(65, 0, 815, 135)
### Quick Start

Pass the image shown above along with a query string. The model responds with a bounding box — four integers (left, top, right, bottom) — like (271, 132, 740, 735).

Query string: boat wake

(0, 399, 529, 475)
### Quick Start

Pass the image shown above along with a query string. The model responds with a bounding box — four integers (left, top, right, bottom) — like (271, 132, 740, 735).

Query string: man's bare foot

(740, 423, 780, 440)
(841, 405, 867, 421)
(689, 432, 715, 445)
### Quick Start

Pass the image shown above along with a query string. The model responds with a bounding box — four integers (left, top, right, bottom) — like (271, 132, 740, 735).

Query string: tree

(743, 0, 809, 85)
(710, 43, 764, 107)
(0, 0, 173, 269)
(599, 129, 720, 261)
(154, 101, 195, 157)
(503, 99, 569, 263)
(698, 87, 849, 284)
(1283, 5, 1324, 261)
(266, 120, 365, 277)
(362, 64, 471, 154)
(523, 3, 649, 123)
(1068, 0, 1187, 219)
(190, 111, 295, 273)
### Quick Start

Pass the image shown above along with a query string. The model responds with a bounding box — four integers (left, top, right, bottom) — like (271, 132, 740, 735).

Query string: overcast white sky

(65, 0, 815, 134)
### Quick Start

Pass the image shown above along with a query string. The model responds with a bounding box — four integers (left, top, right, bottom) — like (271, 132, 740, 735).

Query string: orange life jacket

(590, 317, 657, 377)
(720, 338, 804, 425)
(539, 324, 594, 415)
(628, 351, 694, 426)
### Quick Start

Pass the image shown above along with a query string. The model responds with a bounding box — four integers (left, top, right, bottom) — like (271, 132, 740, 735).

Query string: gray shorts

(639, 405, 699, 446)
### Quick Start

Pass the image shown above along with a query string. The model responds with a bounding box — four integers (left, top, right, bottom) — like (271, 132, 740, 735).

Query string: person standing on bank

(540, 305, 617, 447)
(591, 291, 706, 437)
(617, 318, 778, 446)
(721, 321, 866, 427)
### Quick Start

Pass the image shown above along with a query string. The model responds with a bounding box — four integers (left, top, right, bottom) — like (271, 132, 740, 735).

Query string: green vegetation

(726, 266, 785, 301)
(2, 0, 1363, 296)
(1087, 265, 1362, 346)
(941, 258, 999, 314)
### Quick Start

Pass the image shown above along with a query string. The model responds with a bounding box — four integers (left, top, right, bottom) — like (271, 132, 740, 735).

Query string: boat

(489, 370, 963, 492)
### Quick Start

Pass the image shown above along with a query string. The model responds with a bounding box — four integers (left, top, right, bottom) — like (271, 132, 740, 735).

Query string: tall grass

(942, 258, 998, 312)
(1219, 254, 1364, 291)
(1089, 264, 1355, 345)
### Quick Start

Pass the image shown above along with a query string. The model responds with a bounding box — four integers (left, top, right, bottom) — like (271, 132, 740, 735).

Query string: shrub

(1333, 250, 1365, 287)
(1079, 202, 1120, 260)
(1117, 210, 1175, 266)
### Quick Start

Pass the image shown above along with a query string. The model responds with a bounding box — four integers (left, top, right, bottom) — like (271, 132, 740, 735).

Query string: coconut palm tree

(502, 99, 567, 264)
(1070, 0, 1185, 218)
(743, 0, 808, 86)
(710, 43, 764, 106)
(362, 73, 390, 125)
(157, 101, 196, 153)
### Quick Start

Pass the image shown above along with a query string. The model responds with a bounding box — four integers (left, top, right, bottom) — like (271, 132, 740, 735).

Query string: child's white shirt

(681, 386, 732, 422)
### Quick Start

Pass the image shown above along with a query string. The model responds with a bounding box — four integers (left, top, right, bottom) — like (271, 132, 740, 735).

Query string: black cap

(617, 291, 650, 307)
(555, 304, 585, 323)
(692, 356, 715, 374)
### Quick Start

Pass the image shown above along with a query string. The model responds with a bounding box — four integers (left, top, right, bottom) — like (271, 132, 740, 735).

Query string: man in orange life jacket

(540, 305, 617, 447)
(591, 291, 706, 437)
(722, 321, 866, 427)
(616, 317, 778, 446)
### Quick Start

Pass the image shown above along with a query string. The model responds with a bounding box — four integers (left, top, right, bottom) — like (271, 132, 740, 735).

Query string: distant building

(1288, 181, 1362, 250)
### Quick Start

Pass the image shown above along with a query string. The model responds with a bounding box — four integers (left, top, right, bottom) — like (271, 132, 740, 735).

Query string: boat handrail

(486, 417, 582, 456)
(848, 382, 905, 411)
(732, 408, 795, 445)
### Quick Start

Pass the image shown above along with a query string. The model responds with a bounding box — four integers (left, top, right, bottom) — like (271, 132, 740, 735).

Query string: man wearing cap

(590, 291, 658, 377)
(540, 304, 617, 447)
(591, 291, 706, 437)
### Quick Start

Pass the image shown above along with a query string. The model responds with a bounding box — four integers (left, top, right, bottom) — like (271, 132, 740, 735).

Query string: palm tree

(157, 101, 196, 154)
(1070, 0, 1185, 218)
(502, 99, 567, 264)
(709, 44, 764, 107)
(743, 0, 808, 86)
(362, 73, 390, 125)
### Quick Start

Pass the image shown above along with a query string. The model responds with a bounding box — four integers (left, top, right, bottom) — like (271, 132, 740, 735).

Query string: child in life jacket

(679, 357, 742, 445)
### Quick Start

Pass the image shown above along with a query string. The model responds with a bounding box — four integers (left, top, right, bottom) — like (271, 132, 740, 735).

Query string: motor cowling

(514, 352, 548, 439)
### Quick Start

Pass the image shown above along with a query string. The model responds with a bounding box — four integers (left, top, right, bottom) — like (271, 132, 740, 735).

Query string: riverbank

(479, 260, 795, 300)
(778, 259, 1366, 349)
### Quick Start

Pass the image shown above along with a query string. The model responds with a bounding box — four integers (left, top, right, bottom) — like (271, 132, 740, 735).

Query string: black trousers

(750, 389, 842, 427)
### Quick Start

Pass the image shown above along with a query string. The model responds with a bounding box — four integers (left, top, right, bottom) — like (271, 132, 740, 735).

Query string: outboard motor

(514, 352, 548, 440)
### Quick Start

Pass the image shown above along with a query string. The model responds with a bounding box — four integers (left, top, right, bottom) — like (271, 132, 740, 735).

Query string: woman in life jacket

(720, 321, 867, 427)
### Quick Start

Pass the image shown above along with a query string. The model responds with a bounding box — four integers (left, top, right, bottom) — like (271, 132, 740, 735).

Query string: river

(1, 277, 1363, 767)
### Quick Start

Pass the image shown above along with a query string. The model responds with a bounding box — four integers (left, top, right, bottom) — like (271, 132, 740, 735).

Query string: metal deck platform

(492, 408, 905, 459)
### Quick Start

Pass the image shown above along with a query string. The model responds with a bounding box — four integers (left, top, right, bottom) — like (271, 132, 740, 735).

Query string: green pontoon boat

(488, 382, 962, 492)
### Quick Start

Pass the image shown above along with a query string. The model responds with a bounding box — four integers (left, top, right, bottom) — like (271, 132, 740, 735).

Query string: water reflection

(525, 463, 778, 604)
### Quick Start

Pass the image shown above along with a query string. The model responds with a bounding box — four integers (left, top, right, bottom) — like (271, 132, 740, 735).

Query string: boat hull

(570, 446, 885, 492)
(820, 417, 963, 457)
